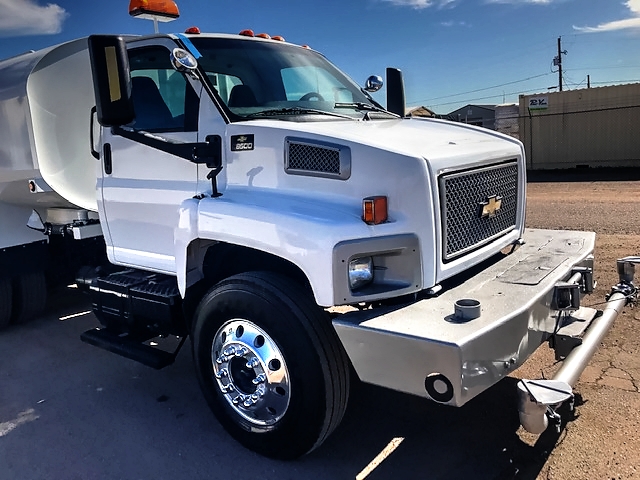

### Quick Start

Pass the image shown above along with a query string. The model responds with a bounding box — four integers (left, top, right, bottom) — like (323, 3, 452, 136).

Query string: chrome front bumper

(332, 229, 597, 407)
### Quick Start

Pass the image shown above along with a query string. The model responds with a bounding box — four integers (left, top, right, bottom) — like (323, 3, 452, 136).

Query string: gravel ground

(514, 174, 640, 480)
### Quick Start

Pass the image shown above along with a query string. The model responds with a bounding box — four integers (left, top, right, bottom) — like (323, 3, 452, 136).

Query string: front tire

(191, 272, 350, 459)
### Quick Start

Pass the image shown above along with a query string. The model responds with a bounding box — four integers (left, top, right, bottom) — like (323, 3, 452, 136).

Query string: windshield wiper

(334, 102, 398, 117)
(244, 107, 354, 120)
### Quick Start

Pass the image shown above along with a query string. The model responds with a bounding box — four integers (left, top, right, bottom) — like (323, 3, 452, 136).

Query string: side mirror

(386, 67, 406, 117)
(88, 35, 135, 127)
(170, 48, 198, 73)
(364, 75, 383, 93)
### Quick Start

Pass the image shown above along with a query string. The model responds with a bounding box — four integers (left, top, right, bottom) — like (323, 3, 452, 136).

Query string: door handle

(103, 143, 112, 175)
(90, 106, 100, 160)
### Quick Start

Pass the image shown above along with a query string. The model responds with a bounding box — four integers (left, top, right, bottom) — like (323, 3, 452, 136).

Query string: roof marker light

(256, 33, 271, 39)
(239, 29, 255, 37)
(272, 35, 285, 42)
(184, 26, 200, 34)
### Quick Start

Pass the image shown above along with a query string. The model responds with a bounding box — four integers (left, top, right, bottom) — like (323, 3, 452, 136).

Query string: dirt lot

(515, 172, 640, 479)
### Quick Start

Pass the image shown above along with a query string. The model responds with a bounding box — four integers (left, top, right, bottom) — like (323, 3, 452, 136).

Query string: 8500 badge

(231, 134, 254, 151)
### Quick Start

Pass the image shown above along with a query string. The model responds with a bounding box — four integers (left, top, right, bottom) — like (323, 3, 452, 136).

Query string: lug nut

(215, 368, 229, 379)
(216, 355, 228, 364)
(246, 357, 260, 369)
(252, 374, 266, 385)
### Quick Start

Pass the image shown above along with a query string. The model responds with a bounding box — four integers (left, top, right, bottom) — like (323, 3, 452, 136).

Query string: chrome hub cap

(212, 319, 290, 426)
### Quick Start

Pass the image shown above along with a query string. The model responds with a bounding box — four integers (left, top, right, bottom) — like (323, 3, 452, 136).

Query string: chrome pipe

(553, 292, 627, 387)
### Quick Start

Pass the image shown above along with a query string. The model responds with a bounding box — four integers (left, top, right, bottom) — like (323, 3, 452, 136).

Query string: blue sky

(0, 0, 638, 113)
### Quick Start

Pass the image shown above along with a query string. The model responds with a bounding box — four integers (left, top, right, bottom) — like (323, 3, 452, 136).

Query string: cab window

(128, 46, 199, 132)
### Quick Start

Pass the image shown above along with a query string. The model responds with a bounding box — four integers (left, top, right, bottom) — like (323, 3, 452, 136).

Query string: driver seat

(228, 84, 257, 108)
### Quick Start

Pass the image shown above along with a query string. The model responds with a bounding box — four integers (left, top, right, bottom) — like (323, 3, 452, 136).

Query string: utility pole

(554, 36, 567, 92)
(557, 37, 563, 91)
(587, 75, 591, 88)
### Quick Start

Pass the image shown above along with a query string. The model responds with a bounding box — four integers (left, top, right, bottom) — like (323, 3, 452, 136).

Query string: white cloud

(0, 0, 67, 37)
(574, 0, 640, 32)
(380, 0, 457, 9)
(484, 0, 556, 4)
(441, 20, 468, 27)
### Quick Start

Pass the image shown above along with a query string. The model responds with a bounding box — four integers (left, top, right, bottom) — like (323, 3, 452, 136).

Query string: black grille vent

(285, 138, 351, 180)
(440, 162, 519, 260)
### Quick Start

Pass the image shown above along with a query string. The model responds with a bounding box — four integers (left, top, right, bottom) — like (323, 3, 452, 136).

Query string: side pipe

(553, 292, 627, 387)
(518, 257, 637, 434)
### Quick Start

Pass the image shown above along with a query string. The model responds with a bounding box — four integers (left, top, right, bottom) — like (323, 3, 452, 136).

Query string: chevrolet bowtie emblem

(480, 195, 502, 218)
(237, 136, 247, 143)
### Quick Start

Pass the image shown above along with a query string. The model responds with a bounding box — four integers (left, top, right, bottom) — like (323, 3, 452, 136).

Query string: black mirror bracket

(192, 135, 223, 198)
(206, 166, 223, 198)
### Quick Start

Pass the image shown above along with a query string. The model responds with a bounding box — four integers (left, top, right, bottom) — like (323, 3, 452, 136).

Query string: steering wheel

(299, 92, 325, 102)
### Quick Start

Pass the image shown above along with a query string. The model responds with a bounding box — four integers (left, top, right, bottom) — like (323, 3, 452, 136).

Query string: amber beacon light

(129, 0, 180, 32)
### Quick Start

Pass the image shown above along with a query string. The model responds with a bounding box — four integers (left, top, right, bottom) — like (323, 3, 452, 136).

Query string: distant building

(519, 83, 640, 169)
(405, 106, 436, 118)
(494, 103, 520, 140)
(448, 104, 496, 129)
(406, 105, 455, 121)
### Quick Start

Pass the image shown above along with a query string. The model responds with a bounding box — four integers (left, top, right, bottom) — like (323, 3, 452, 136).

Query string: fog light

(349, 257, 373, 290)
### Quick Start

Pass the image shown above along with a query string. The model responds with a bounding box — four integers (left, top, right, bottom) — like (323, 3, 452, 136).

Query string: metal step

(551, 307, 599, 360)
(80, 328, 177, 370)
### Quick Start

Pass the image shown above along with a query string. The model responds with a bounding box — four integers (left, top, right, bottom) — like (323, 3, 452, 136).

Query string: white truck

(0, 27, 637, 459)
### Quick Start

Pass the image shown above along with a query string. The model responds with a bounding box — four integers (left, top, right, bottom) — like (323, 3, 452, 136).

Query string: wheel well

(202, 243, 311, 290)
(182, 242, 314, 331)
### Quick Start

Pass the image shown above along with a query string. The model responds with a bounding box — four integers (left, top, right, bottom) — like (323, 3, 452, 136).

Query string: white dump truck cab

(0, 29, 635, 460)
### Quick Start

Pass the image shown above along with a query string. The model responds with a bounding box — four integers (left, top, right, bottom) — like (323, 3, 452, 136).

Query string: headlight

(348, 256, 373, 290)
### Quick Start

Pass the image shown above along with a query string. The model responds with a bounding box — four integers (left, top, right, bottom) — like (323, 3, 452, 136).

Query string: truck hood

(244, 117, 523, 171)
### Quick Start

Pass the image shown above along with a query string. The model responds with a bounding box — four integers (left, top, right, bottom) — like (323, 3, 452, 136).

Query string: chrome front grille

(285, 138, 351, 180)
(440, 161, 519, 260)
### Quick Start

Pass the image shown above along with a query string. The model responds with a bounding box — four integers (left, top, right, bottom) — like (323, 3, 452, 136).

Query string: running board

(81, 328, 184, 370)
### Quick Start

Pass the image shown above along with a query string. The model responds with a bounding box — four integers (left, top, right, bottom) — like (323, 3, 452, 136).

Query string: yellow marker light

(362, 196, 388, 225)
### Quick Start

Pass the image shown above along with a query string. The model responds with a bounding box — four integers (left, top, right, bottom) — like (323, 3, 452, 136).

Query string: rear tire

(192, 271, 350, 459)
(11, 271, 47, 324)
(0, 278, 11, 330)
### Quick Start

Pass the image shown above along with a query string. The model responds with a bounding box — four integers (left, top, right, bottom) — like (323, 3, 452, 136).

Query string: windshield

(190, 37, 386, 121)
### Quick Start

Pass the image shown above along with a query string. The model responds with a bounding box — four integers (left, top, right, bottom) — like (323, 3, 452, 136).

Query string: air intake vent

(285, 138, 351, 180)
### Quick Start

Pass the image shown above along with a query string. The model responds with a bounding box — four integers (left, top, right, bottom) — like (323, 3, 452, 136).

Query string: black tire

(0, 278, 11, 330)
(192, 271, 350, 459)
(11, 271, 47, 324)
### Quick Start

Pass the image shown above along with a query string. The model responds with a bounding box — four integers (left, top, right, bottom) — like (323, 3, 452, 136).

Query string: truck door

(98, 41, 201, 274)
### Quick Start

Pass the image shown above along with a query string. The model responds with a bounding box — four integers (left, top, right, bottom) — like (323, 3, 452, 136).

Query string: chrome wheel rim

(212, 319, 291, 426)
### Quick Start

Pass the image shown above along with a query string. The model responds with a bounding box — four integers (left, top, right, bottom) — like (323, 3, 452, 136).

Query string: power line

(424, 86, 553, 109)
(409, 72, 554, 104)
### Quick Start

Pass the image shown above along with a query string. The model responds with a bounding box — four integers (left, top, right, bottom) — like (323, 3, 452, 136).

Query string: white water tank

(0, 38, 97, 212)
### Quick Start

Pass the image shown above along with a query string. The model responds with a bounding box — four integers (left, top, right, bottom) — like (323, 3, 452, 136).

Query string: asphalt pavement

(0, 288, 553, 480)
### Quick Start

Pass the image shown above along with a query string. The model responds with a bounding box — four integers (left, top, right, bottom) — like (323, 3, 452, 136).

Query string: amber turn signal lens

(362, 196, 388, 225)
